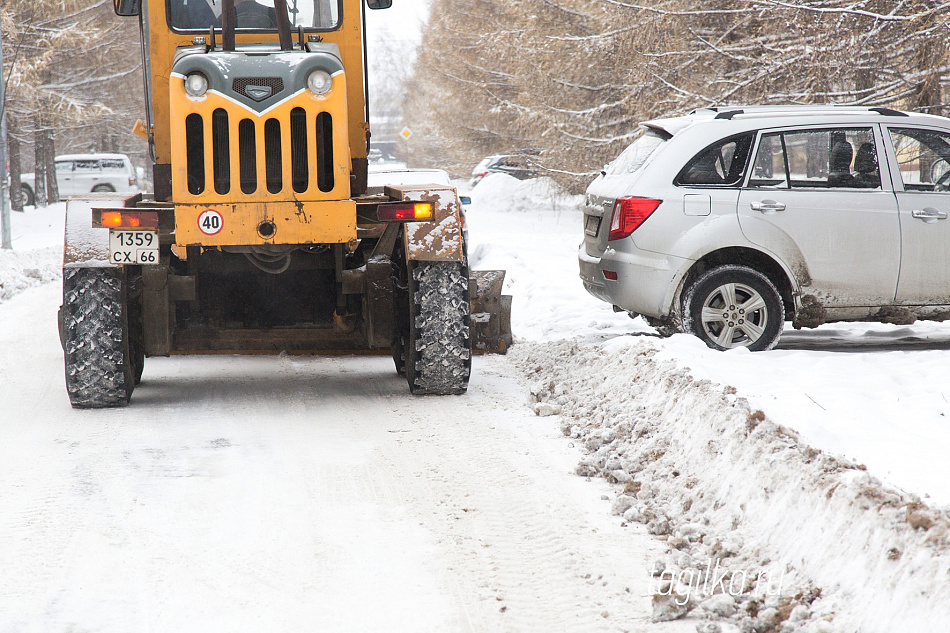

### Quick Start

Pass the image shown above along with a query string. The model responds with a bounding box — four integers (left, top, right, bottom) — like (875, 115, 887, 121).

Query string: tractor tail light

(96, 210, 160, 229)
(377, 202, 433, 221)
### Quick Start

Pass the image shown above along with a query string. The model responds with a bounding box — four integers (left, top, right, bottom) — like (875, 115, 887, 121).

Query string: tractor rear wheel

(406, 260, 472, 395)
(62, 267, 136, 408)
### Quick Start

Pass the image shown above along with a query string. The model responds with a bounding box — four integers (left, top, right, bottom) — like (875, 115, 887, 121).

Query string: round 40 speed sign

(198, 209, 224, 235)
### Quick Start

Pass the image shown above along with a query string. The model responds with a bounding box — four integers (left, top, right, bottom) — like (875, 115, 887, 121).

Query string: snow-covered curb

(0, 247, 61, 304)
(513, 339, 950, 633)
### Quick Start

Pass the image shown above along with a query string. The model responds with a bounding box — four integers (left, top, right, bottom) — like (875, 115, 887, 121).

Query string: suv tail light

(608, 196, 661, 241)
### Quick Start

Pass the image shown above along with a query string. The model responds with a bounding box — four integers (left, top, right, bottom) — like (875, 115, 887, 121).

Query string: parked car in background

(20, 153, 137, 206)
(579, 105, 950, 351)
(470, 153, 538, 185)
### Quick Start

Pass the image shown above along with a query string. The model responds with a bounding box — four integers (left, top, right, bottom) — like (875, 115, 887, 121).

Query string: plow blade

(470, 269, 513, 354)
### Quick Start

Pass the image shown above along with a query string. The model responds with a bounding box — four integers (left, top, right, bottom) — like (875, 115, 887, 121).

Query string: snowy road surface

(0, 284, 693, 632)
(4, 175, 950, 631)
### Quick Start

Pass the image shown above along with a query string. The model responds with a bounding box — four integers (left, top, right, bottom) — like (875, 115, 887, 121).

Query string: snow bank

(468, 172, 578, 214)
(464, 174, 645, 343)
(658, 330, 950, 507)
(513, 339, 950, 633)
(0, 205, 65, 304)
(0, 247, 61, 304)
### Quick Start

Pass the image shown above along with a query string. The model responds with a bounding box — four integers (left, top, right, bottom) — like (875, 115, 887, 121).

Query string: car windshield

(606, 129, 667, 175)
(168, 0, 340, 31)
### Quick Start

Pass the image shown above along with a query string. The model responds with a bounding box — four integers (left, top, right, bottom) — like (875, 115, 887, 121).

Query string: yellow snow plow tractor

(59, 0, 512, 407)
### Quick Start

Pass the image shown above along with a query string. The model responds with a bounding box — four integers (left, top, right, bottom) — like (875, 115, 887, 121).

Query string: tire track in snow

(377, 361, 691, 633)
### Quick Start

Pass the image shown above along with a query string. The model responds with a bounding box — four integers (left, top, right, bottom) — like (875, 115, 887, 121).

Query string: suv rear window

(606, 129, 667, 175)
(675, 133, 754, 187)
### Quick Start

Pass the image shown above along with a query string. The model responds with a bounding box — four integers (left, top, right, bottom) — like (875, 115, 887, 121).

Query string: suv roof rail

(868, 107, 909, 117)
(714, 110, 743, 120)
(691, 104, 912, 120)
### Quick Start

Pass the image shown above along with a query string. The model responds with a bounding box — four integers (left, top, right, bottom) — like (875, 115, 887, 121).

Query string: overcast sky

(364, 0, 430, 124)
(365, 0, 430, 46)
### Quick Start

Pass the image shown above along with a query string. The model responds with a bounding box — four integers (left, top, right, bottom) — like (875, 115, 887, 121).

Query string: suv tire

(20, 184, 34, 207)
(682, 265, 783, 351)
(92, 184, 116, 193)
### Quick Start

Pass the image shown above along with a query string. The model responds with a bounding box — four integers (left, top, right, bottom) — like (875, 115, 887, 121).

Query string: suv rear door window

(749, 133, 788, 188)
(748, 128, 880, 189)
(100, 159, 126, 170)
(74, 159, 102, 171)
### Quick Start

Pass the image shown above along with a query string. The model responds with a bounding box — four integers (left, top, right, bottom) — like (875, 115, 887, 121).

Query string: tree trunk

(33, 124, 48, 208)
(8, 119, 23, 212)
(43, 128, 60, 204)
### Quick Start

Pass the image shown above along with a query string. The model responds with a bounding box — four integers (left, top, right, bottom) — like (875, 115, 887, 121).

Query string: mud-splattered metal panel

(386, 184, 464, 262)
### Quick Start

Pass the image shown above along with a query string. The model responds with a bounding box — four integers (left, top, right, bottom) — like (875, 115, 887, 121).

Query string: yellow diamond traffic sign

(400, 127, 413, 141)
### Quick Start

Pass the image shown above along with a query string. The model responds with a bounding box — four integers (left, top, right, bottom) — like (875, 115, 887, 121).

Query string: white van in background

(20, 153, 137, 206)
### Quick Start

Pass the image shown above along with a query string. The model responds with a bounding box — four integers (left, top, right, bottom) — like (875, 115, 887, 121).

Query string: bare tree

(2, 0, 145, 206)
(409, 0, 950, 192)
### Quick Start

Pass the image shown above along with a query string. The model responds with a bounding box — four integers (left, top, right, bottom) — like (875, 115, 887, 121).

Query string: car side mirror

(114, 0, 141, 16)
(366, 0, 392, 9)
(459, 196, 472, 205)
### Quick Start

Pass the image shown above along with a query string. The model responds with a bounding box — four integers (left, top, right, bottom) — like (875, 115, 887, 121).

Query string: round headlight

(307, 70, 332, 95)
(184, 73, 209, 98)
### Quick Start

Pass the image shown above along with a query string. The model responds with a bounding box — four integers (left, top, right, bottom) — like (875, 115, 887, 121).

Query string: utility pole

(0, 20, 12, 250)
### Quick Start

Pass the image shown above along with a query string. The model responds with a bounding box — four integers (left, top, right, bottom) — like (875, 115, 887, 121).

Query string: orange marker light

(413, 203, 432, 219)
(96, 211, 160, 229)
(378, 202, 435, 222)
(101, 211, 123, 227)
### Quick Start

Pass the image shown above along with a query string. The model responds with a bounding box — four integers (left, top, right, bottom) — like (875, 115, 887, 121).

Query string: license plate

(109, 230, 159, 264)
(585, 214, 601, 237)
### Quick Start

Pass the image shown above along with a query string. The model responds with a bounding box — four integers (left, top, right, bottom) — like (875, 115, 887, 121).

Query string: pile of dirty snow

(512, 339, 950, 633)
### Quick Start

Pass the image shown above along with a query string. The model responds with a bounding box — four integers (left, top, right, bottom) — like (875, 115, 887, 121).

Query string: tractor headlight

(184, 73, 209, 98)
(307, 70, 332, 95)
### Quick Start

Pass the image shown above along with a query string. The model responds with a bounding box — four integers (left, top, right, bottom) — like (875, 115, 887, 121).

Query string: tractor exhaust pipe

(273, 0, 294, 50)
(221, 0, 236, 51)
(220, 0, 291, 52)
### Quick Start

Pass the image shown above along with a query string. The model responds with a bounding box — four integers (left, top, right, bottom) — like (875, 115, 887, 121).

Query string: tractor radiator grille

(232, 77, 284, 100)
(185, 114, 205, 195)
(184, 108, 334, 197)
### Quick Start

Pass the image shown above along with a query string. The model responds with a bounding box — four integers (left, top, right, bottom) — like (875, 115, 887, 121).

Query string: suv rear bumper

(578, 245, 688, 317)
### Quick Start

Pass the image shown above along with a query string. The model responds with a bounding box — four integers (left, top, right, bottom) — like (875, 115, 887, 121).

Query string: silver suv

(579, 106, 950, 350)
(20, 153, 137, 206)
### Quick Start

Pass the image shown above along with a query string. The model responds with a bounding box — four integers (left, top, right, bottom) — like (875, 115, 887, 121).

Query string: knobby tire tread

(407, 261, 472, 395)
(63, 267, 134, 408)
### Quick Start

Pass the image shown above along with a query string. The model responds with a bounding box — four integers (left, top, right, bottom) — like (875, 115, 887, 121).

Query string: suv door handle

(912, 208, 948, 223)
(750, 200, 786, 214)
